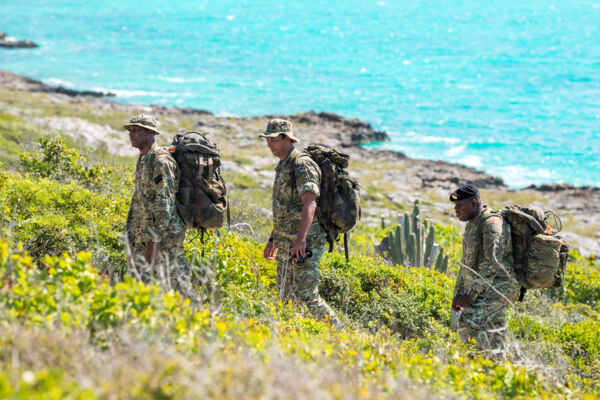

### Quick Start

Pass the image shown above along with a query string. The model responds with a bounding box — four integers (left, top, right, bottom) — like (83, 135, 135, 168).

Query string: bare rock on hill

(528, 183, 600, 193)
(411, 159, 505, 190)
(0, 70, 111, 97)
(29, 116, 137, 157)
(265, 111, 389, 148)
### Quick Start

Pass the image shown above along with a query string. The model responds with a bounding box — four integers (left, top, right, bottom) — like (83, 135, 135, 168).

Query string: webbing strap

(344, 232, 350, 263)
(201, 229, 205, 258)
(206, 157, 214, 177)
(226, 193, 231, 229)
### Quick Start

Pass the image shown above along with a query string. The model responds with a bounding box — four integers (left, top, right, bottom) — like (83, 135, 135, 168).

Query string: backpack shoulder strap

(156, 148, 171, 157)
(289, 150, 312, 186)
(481, 209, 502, 222)
(476, 209, 503, 237)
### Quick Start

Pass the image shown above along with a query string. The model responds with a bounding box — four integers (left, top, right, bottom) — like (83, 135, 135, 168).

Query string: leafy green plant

(4, 234, 598, 398)
(18, 137, 112, 187)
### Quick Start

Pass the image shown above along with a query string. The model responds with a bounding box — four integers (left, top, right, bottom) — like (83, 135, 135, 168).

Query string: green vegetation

(0, 88, 599, 398)
(0, 112, 44, 164)
(229, 173, 260, 189)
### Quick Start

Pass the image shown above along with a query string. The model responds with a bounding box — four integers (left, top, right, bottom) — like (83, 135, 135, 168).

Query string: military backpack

(168, 131, 229, 233)
(487, 205, 569, 300)
(292, 144, 360, 261)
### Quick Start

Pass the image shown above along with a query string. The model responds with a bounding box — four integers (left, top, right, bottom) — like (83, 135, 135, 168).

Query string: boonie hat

(259, 119, 299, 143)
(124, 114, 160, 135)
(449, 184, 480, 202)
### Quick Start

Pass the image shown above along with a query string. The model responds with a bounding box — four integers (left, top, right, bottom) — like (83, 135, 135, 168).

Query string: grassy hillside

(0, 89, 599, 398)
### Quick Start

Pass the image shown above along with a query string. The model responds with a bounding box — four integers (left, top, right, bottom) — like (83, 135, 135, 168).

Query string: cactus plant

(425, 225, 435, 265)
(389, 225, 404, 265)
(383, 200, 449, 273)
(434, 248, 449, 273)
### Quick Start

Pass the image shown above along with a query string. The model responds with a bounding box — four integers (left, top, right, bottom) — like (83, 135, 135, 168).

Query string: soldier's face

(454, 199, 478, 222)
(128, 127, 154, 149)
(266, 135, 291, 159)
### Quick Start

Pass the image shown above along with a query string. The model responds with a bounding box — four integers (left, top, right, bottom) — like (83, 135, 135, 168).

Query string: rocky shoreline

(1, 69, 598, 255)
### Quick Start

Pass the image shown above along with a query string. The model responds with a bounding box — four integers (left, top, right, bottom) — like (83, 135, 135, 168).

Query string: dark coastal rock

(266, 110, 389, 148)
(0, 32, 38, 49)
(148, 105, 213, 116)
(179, 107, 213, 116)
(527, 183, 600, 193)
(0, 70, 113, 97)
(42, 86, 113, 97)
(414, 161, 505, 190)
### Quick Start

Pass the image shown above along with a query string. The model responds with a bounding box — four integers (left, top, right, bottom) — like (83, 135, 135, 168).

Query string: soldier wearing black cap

(449, 184, 520, 358)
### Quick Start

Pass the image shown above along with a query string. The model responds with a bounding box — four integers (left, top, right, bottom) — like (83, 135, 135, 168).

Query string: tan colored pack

(488, 205, 569, 299)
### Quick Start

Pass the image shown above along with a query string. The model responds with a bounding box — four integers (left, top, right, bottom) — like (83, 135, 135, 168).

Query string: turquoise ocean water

(1, 0, 599, 188)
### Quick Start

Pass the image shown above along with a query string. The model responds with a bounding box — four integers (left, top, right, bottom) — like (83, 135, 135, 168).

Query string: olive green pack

(169, 131, 228, 231)
(488, 205, 569, 299)
(292, 145, 360, 260)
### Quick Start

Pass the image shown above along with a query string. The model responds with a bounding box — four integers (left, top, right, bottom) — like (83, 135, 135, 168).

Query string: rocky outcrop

(0, 70, 112, 97)
(269, 111, 389, 148)
(527, 183, 600, 193)
(0, 32, 38, 48)
(413, 160, 505, 190)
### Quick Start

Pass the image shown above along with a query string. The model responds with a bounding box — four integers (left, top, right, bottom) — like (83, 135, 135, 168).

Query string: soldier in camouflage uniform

(450, 184, 520, 358)
(124, 114, 189, 293)
(260, 119, 341, 327)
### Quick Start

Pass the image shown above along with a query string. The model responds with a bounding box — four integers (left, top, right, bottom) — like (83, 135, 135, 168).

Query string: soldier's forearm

(151, 197, 173, 241)
(297, 192, 317, 242)
(468, 262, 499, 299)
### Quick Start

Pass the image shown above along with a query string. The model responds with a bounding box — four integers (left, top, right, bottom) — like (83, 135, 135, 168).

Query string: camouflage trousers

(275, 242, 340, 327)
(128, 230, 190, 294)
(457, 279, 520, 358)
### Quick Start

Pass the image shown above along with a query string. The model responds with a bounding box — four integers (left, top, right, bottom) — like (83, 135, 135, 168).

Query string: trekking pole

(457, 261, 515, 306)
(229, 223, 255, 236)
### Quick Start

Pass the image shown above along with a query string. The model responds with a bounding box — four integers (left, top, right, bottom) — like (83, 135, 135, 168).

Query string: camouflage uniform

(125, 143, 188, 292)
(272, 148, 339, 325)
(454, 205, 520, 356)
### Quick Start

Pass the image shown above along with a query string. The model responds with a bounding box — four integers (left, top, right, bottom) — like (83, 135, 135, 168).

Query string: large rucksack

(168, 131, 228, 233)
(488, 205, 569, 301)
(292, 145, 360, 261)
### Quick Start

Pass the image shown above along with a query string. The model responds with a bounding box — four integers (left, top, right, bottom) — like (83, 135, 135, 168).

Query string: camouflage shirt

(126, 143, 185, 245)
(456, 205, 518, 300)
(272, 148, 326, 249)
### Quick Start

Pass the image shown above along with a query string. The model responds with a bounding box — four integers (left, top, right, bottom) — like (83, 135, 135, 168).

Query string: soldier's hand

(145, 241, 160, 263)
(452, 294, 473, 310)
(451, 295, 461, 311)
(291, 237, 307, 262)
(263, 241, 276, 260)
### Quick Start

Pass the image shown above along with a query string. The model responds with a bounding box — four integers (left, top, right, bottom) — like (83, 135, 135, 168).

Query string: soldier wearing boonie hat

(449, 183, 520, 358)
(258, 119, 299, 143)
(260, 118, 341, 328)
(123, 114, 189, 294)
(124, 114, 161, 135)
